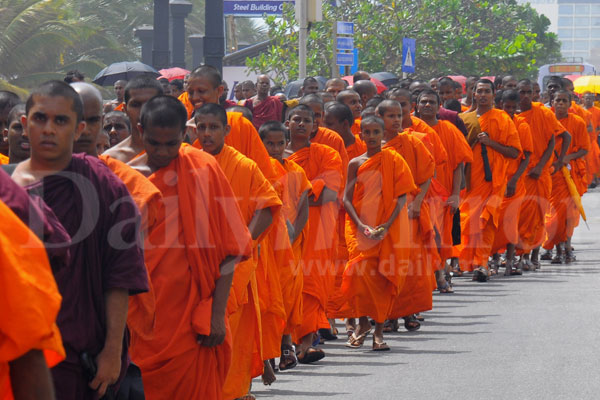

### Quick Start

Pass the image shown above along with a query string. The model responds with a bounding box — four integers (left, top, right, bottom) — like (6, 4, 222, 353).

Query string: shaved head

(71, 82, 103, 155)
(325, 78, 347, 97)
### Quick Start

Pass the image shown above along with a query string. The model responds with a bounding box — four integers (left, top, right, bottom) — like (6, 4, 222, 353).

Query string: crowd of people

(1, 64, 600, 400)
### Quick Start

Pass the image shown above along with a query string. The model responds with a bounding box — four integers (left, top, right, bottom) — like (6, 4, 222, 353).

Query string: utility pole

(205, 0, 225, 74)
(297, 0, 308, 79)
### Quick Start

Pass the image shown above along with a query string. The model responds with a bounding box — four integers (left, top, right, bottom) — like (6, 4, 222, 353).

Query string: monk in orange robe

(416, 89, 473, 285)
(542, 90, 590, 263)
(181, 66, 277, 184)
(0, 200, 65, 400)
(377, 100, 437, 328)
(193, 104, 283, 397)
(324, 102, 366, 160)
(322, 102, 367, 330)
(390, 87, 453, 292)
(490, 90, 533, 275)
(459, 80, 521, 281)
(516, 79, 570, 269)
(583, 92, 600, 185)
(285, 104, 343, 363)
(71, 82, 163, 340)
(342, 115, 415, 351)
(299, 94, 349, 337)
(103, 76, 164, 163)
(259, 121, 311, 371)
(336, 89, 363, 136)
(128, 96, 252, 400)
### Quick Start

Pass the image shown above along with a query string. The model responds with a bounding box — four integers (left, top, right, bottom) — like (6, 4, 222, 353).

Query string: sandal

(279, 344, 297, 371)
(318, 328, 338, 341)
(472, 267, 489, 282)
(297, 347, 325, 364)
(415, 313, 425, 322)
(565, 251, 576, 264)
(403, 315, 421, 332)
(437, 281, 454, 294)
(382, 319, 399, 333)
(345, 329, 371, 348)
(372, 338, 390, 351)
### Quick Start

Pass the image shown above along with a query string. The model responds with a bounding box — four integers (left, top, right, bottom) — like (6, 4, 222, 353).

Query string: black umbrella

(92, 61, 160, 86)
(371, 72, 399, 87)
(284, 76, 328, 99)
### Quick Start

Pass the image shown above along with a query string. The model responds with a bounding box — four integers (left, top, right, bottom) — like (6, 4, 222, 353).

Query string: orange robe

(351, 118, 362, 136)
(460, 109, 521, 270)
(383, 133, 438, 317)
(311, 127, 350, 319)
(346, 135, 367, 160)
(288, 144, 343, 340)
(342, 149, 416, 322)
(271, 158, 312, 334)
(517, 103, 566, 252)
(584, 105, 600, 180)
(98, 154, 163, 340)
(492, 115, 534, 253)
(404, 125, 448, 272)
(0, 200, 65, 400)
(214, 145, 282, 398)
(0, 154, 7, 165)
(178, 91, 194, 118)
(131, 146, 252, 400)
(193, 111, 277, 183)
(543, 113, 590, 249)
(429, 120, 473, 261)
(98, 154, 162, 234)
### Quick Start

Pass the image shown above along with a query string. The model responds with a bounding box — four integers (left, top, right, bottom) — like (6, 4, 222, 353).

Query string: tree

(246, 0, 563, 85)
(0, 0, 132, 88)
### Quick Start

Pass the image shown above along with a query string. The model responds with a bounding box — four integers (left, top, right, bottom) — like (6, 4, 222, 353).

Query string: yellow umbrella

(561, 166, 588, 228)
(573, 75, 600, 95)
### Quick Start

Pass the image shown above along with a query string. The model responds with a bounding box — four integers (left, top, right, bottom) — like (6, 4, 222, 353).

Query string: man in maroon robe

(12, 80, 149, 400)
(243, 74, 284, 129)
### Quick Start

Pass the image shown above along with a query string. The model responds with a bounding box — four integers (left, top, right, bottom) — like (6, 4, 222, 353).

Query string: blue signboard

(224, 1, 294, 16)
(337, 21, 354, 35)
(339, 48, 358, 75)
(336, 37, 354, 51)
(402, 37, 416, 74)
(336, 52, 354, 66)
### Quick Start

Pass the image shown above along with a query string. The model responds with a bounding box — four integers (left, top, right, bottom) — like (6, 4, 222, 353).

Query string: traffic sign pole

(297, 0, 307, 79)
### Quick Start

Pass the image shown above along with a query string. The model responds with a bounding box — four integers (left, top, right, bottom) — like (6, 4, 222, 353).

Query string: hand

(477, 132, 492, 146)
(308, 194, 320, 206)
(198, 314, 226, 347)
(89, 346, 121, 397)
(286, 219, 295, 243)
(527, 165, 542, 180)
(551, 159, 565, 175)
(446, 194, 460, 213)
(359, 223, 377, 238)
(407, 200, 422, 219)
(505, 181, 516, 198)
(371, 224, 389, 241)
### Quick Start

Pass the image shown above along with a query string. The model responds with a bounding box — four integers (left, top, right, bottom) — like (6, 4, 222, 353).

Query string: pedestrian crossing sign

(402, 38, 416, 73)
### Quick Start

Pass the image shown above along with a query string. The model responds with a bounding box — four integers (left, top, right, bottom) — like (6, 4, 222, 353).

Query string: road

(253, 188, 600, 400)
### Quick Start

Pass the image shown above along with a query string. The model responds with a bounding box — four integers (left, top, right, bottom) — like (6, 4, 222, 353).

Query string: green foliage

(0, 0, 268, 89)
(246, 0, 563, 85)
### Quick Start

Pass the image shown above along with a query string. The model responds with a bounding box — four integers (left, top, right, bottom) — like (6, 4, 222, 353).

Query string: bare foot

(261, 360, 276, 386)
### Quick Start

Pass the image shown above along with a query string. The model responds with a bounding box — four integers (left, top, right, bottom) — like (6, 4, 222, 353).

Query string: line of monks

(1, 67, 599, 400)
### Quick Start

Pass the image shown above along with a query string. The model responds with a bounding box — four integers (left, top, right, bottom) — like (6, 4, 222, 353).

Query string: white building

(518, 0, 600, 68)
